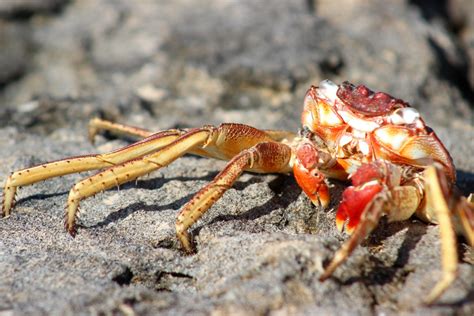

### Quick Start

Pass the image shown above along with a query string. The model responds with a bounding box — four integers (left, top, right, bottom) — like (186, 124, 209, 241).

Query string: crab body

(2, 80, 473, 304)
(295, 80, 456, 227)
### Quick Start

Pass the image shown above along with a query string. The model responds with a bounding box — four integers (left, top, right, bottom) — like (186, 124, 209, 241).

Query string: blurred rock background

(0, 0, 473, 315)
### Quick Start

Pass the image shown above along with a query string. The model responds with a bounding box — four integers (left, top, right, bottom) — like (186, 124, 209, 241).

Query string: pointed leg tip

(1, 206, 11, 218)
(467, 193, 473, 203)
(184, 247, 196, 255)
(423, 273, 456, 305)
(68, 228, 77, 238)
(176, 231, 196, 254)
(180, 242, 196, 254)
(423, 291, 441, 306)
(319, 263, 337, 282)
(318, 272, 330, 282)
(64, 220, 77, 237)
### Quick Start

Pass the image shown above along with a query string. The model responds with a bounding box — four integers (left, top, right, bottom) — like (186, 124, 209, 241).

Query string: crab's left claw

(293, 142, 330, 208)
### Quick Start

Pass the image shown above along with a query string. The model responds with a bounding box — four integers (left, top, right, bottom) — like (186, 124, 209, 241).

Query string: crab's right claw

(293, 142, 330, 208)
(293, 163, 330, 208)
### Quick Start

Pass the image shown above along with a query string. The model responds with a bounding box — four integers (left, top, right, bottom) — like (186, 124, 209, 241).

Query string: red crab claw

(320, 162, 394, 281)
(335, 183, 383, 234)
(335, 162, 388, 233)
(293, 142, 330, 208)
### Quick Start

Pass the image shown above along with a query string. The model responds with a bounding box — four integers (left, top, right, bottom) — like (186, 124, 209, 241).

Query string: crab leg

(2, 129, 183, 217)
(422, 165, 459, 304)
(319, 161, 421, 281)
(89, 117, 297, 145)
(457, 197, 474, 246)
(176, 141, 292, 252)
(319, 195, 386, 281)
(64, 124, 289, 235)
(88, 117, 154, 143)
(64, 127, 211, 234)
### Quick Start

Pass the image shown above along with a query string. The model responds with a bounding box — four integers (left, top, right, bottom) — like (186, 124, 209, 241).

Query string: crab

(2, 80, 473, 303)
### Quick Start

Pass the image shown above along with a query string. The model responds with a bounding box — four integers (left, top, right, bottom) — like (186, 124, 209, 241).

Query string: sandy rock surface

(0, 1, 473, 315)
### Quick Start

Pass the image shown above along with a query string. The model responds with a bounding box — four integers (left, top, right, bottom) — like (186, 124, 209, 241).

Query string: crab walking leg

(88, 117, 155, 143)
(423, 166, 458, 304)
(319, 196, 386, 281)
(175, 141, 292, 252)
(2, 130, 183, 217)
(64, 127, 216, 234)
(65, 123, 279, 234)
(89, 117, 298, 147)
(457, 198, 474, 246)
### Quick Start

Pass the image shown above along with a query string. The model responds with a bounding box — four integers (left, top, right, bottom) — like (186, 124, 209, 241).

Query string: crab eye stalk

(318, 79, 338, 104)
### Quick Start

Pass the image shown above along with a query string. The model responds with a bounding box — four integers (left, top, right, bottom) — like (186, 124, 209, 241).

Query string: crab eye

(390, 107, 420, 125)
(318, 80, 338, 104)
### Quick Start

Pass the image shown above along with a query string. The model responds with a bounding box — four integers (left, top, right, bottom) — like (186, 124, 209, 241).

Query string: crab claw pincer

(336, 162, 388, 233)
(293, 142, 330, 208)
(336, 184, 383, 233)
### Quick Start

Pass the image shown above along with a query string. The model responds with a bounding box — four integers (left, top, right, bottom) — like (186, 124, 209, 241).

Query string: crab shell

(300, 80, 455, 184)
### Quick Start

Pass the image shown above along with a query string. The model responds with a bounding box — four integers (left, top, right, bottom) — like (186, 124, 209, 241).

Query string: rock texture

(0, 1, 473, 315)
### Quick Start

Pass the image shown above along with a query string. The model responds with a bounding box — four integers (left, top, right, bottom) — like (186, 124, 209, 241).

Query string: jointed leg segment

(2, 120, 293, 253)
(176, 141, 292, 252)
(2, 128, 183, 217)
(422, 165, 467, 304)
(320, 161, 416, 281)
(64, 127, 214, 234)
(320, 161, 473, 304)
(319, 196, 386, 281)
(88, 117, 154, 142)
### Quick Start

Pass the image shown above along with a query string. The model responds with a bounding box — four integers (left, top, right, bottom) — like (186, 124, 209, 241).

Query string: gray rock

(0, 0, 67, 18)
(0, 22, 30, 85)
(0, 0, 473, 315)
(448, 0, 474, 91)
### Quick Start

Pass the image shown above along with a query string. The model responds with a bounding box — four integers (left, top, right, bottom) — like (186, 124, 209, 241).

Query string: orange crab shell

(300, 81, 456, 183)
(295, 80, 458, 235)
(369, 125, 456, 183)
(301, 85, 347, 148)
